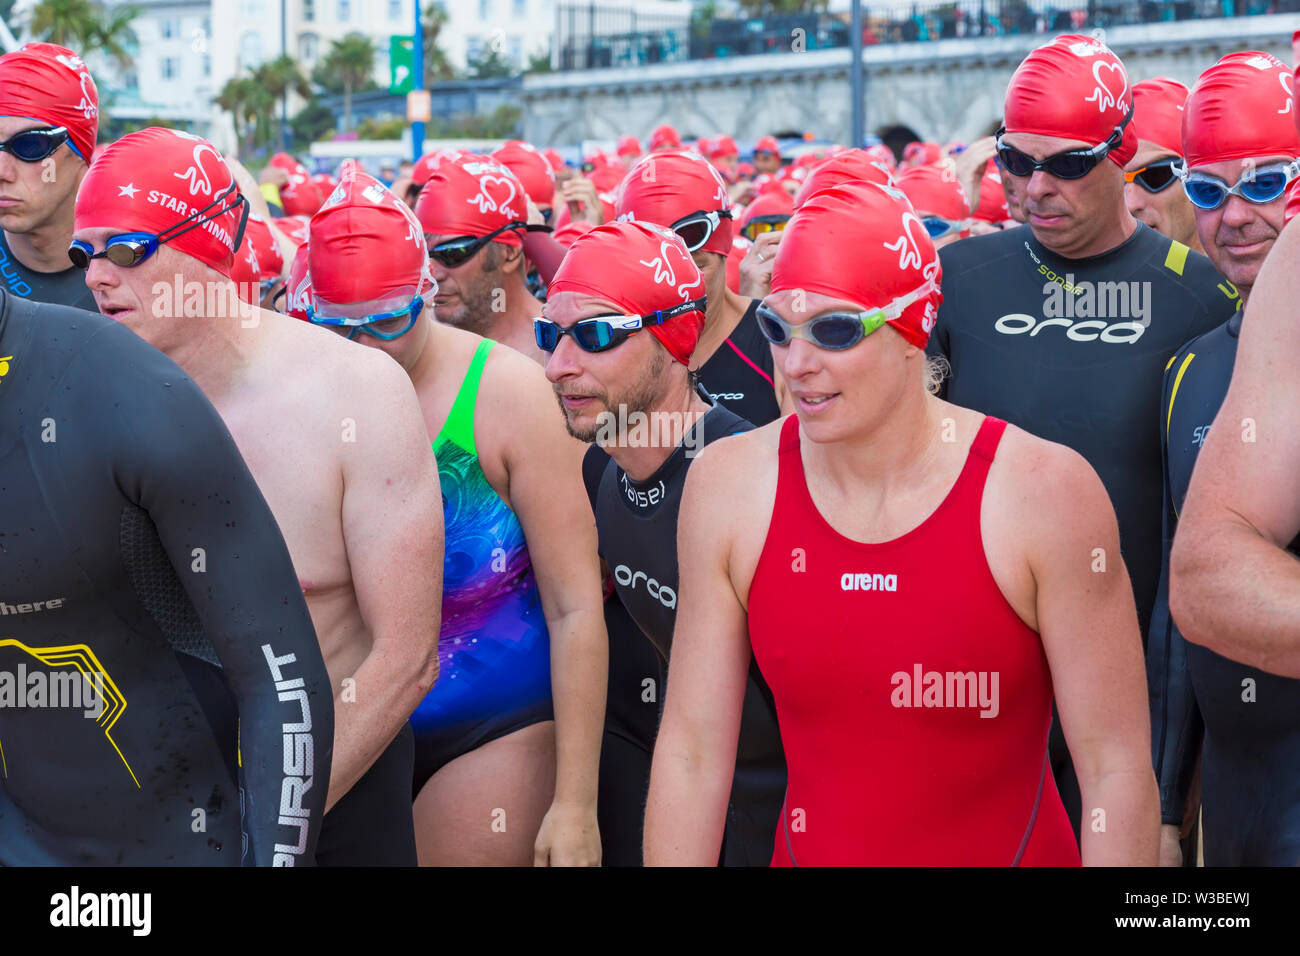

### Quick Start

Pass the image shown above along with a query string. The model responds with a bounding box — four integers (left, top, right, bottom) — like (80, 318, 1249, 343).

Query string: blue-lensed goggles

(308, 297, 425, 341)
(921, 216, 965, 239)
(1175, 159, 1300, 210)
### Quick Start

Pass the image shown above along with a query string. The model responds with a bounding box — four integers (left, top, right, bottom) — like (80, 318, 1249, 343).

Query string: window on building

(513, 0, 526, 16)
(466, 35, 483, 63)
(303, 0, 315, 21)
(479, 0, 491, 20)
(240, 0, 265, 17)
(240, 31, 264, 67)
(337, 0, 351, 21)
(124, 71, 138, 90)
(509, 36, 522, 67)
(388, 0, 402, 20)
(203, 54, 211, 77)
(160, 56, 180, 80)
(160, 18, 179, 39)
(299, 33, 319, 62)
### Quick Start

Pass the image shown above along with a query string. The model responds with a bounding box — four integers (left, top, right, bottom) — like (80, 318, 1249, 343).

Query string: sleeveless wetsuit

(749, 415, 1080, 865)
(586, 396, 787, 866)
(0, 292, 332, 865)
(930, 222, 1237, 838)
(1150, 311, 1300, 866)
(697, 300, 781, 428)
(409, 339, 553, 791)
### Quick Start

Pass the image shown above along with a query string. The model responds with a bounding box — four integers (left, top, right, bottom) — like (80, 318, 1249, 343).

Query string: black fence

(554, 0, 1300, 71)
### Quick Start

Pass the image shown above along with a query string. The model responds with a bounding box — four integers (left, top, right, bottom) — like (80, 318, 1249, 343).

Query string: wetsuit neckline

(618, 397, 716, 494)
(1026, 218, 1149, 268)
(1227, 307, 1243, 338)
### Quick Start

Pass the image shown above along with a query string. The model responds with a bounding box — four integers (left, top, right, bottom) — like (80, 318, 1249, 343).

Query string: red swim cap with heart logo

(230, 214, 284, 302)
(547, 219, 706, 365)
(492, 140, 555, 207)
(1183, 52, 1300, 168)
(895, 165, 970, 221)
(771, 180, 943, 349)
(0, 42, 98, 162)
(1004, 34, 1136, 167)
(415, 153, 527, 248)
(75, 126, 246, 276)
(270, 152, 323, 217)
(616, 149, 734, 256)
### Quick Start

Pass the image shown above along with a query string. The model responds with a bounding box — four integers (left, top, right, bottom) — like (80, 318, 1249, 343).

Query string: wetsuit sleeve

(90, 327, 334, 866)
(522, 231, 567, 285)
(1147, 356, 1203, 826)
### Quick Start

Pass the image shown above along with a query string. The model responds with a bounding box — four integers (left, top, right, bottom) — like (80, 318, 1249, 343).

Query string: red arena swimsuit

(748, 416, 1081, 866)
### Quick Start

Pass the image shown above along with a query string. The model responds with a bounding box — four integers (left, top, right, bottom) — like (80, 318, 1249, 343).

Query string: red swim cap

(411, 148, 465, 187)
(1131, 78, 1189, 156)
(794, 149, 893, 208)
(542, 148, 565, 172)
(552, 220, 594, 248)
(711, 134, 739, 159)
(739, 187, 794, 229)
(972, 162, 1011, 223)
(1183, 52, 1300, 168)
(311, 172, 338, 196)
(755, 135, 781, 157)
(75, 127, 246, 276)
(1004, 34, 1136, 167)
(617, 134, 642, 157)
(415, 152, 527, 248)
(548, 219, 706, 365)
(649, 124, 682, 151)
(229, 215, 284, 303)
(902, 141, 942, 167)
(271, 214, 310, 249)
(283, 243, 312, 321)
(895, 165, 970, 220)
(771, 180, 942, 349)
(270, 152, 323, 217)
(492, 140, 556, 207)
(0, 43, 97, 162)
(617, 149, 734, 255)
(309, 169, 433, 316)
(864, 144, 897, 171)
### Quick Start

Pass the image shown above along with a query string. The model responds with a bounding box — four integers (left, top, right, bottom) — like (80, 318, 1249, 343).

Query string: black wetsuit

(1150, 310, 1300, 866)
(697, 300, 781, 428)
(0, 230, 97, 311)
(0, 293, 333, 865)
(930, 223, 1236, 837)
(585, 397, 787, 866)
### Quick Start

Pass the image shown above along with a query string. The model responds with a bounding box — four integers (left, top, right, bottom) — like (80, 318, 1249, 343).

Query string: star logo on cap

(118, 182, 138, 198)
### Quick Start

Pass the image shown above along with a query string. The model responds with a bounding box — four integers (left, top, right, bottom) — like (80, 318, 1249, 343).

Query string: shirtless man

(71, 127, 444, 865)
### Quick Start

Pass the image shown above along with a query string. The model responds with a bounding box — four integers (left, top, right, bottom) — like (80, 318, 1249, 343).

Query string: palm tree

(320, 34, 376, 132)
(29, 0, 139, 68)
(215, 74, 273, 156)
(423, 2, 456, 83)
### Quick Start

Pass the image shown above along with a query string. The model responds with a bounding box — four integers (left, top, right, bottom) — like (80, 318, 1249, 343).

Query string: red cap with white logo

(415, 152, 528, 248)
(548, 219, 705, 365)
(616, 149, 734, 256)
(270, 152, 324, 217)
(772, 180, 942, 349)
(0, 42, 98, 162)
(1003, 34, 1136, 167)
(1183, 52, 1300, 168)
(229, 214, 284, 302)
(74, 127, 246, 276)
(492, 140, 555, 207)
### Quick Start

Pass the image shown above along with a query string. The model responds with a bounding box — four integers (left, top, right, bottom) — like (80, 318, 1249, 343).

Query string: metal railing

(554, 0, 1300, 71)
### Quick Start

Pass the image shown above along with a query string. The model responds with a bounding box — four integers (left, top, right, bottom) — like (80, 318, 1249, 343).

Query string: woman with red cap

(644, 179, 1159, 866)
(307, 167, 607, 867)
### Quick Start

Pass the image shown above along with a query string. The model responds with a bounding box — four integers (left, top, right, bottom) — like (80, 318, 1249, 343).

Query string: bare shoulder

(268, 312, 417, 408)
(477, 333, 554, 414)
(686, 414, 784, 496)
(987, 422, 1114, 537)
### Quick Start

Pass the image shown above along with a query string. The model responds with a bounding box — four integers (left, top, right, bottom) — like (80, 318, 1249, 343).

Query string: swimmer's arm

(644, 449, 751, 866)
(331, 357, 443, 809)
(121, 359, 333, 866)
(499, 371, 606, 866)
(1024, 442, 1159, 866)
(1172, 224, 1300, 676)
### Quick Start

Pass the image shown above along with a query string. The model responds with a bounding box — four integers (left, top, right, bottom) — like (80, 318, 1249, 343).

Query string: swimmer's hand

(534, 800, 601, 867)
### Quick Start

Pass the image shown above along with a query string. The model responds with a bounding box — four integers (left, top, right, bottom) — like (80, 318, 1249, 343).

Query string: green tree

(290, 97, 336, 149)
(422, 1, 456, 83)
(29, 0, 139, 67)
(525, 47, 552, 75)
(318, 33, 376, 132)
(466, 43, 515, 80)
(215, 73, 273, 156)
